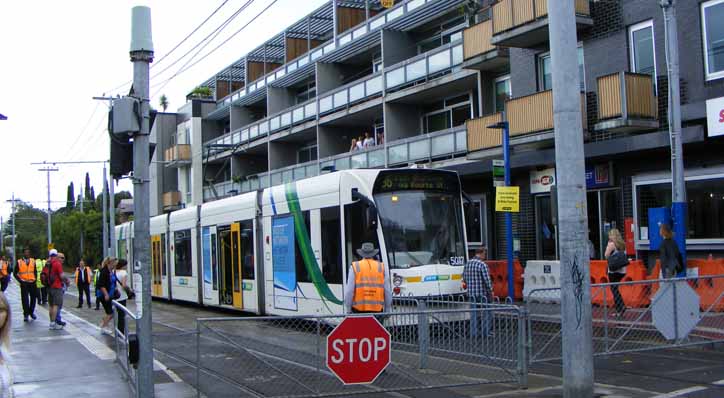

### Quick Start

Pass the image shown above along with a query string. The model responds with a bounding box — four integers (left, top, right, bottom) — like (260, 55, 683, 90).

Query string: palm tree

(159, 94, 169, 112)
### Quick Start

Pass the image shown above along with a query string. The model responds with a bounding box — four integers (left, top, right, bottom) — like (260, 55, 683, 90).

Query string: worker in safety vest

(343, 242, 392, 314)
(75, 259, 92, 308)
(13, 248, 38, 322)
(35, 258, 48, 305)
(0, 256, 10, 292)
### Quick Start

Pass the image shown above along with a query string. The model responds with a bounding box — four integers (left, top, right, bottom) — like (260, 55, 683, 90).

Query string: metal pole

(661, 0, 687, 272)
(503, 121, 514, 301)
(80, 184, 84, 258)
(110, 172, 116, 257)
(547, 1, 593, 397)
(38, 166, 58, 247)
(11, 195, 16, 268)
(1, 216, 4, 254)
(130, 6, 154, 397)
(103, 165, 109, 259)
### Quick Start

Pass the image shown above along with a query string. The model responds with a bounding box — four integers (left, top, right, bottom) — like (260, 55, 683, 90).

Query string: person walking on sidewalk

(54, 253, 69, 327)
(0, 292, 14, 397)
(35, 257, 47, 305)
(0, 256, 10, 292)
(114, 259, 134, 335)
(659, 223, 684, 278)
(93, 263, 102, 310)
(97, 257, 119, 335)
(75, 259, 92, 308)
(462, 247, 494, 339)
(605, 228, 628, 317)
(45, 250, 70, 330)
(14, 248, 37, 322)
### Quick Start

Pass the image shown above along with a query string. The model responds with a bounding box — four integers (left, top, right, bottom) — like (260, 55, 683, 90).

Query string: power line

(152, 0, 278, 96)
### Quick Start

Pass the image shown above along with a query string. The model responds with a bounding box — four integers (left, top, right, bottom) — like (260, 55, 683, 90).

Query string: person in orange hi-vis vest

(343, 243, 392, 314)
(13, 248, 38, 322)
(75, 258, 93, 308)
(0, 256, 10, 292)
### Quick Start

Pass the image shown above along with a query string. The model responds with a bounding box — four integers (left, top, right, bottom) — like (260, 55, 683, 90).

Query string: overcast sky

(0, 0, 327, 222)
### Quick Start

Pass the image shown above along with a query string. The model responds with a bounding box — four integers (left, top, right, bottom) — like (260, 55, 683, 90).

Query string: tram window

(294, 211, 312, 283)
(174, 230, 193, 277)
(211, 233, 218, 290)
(344, 201, 381, 265)
(240, 220, 255, 280)
(321, 207, 343, 285)
(161, 234, 167, 276)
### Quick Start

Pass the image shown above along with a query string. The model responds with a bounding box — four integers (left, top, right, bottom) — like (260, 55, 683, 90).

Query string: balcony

(491, 0, 592, 48)
(384, 41, 464, 93)
(462, 19, 508, 71)
(320, 147, 385, 172)
(164, 144, 192, 168)
(162, 191, 182, 211)
(466, 113, 504, 152)
(270, 160, 319, 186)
(595, 72, 659, 132)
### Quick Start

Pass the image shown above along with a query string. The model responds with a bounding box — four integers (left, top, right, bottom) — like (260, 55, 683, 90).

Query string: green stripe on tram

(284, 183, 343, 305)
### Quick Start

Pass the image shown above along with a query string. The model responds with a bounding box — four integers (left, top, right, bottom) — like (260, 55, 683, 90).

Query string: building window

(422, 93, 472, 134)
(297, 143, 318, 163)
(629, 20, 657, 90)
(702, 0, 724, 80)
(174, 230, 193, 277)
(537, 46, 585, 91)
(634, 175, 724, 241)
(494, 75, 511, 113)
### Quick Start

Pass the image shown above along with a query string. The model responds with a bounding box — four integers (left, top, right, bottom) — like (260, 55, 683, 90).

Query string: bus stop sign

(327, 316, 390, 384)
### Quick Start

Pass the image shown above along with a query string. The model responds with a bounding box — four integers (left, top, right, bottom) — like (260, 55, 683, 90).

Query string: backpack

(40, 261, 55, 287)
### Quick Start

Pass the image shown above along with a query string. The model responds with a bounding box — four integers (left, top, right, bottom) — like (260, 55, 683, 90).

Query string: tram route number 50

(326, 316, 391, 385)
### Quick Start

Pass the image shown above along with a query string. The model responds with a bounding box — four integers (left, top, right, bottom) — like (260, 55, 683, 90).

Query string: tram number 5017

(449, 256, 465, 266)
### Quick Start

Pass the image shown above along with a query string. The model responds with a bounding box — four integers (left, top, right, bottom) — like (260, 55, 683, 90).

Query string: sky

(0, 0, 327, 223)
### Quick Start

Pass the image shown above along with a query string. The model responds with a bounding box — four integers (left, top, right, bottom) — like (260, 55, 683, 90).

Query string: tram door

(151, 235, 163, 296)
(218, 223, 243, 309)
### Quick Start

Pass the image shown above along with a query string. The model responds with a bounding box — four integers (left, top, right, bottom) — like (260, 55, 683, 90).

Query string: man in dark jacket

(659, 223, 684, 278)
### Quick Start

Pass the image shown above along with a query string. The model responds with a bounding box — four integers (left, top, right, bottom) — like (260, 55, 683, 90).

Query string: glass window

(636, 176, 724, 240)
(210, 232, 217, 289)
(629, 20, 657, 80)
(424, 111, 450, 133)
(538, 47, 585, 91)
(240, 220, 254, 280)
(464, 200, 483, 244)
(174, 230, 192, 277)
(494, 76, 511, 113)
(294, 211, 312, 283)
(161, 233, 167, 276)
(703, 0, 724, 80)
(344, 200, 381, 265)
(321, 207, 343, 285)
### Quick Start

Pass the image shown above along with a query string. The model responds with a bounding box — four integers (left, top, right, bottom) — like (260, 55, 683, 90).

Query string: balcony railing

(464, 20, 495, 60)
(492, 0, 590, 34)
(270, 160, 320, 186)
(164, 144, 192, 167)
(320, 147, 386, 172)
(319, 73, 383, 115)
(387, 126, 467, 165)
(162, 191, 182, 210)
(384, 41, 464, 91)
(466, 113, 503, 152)
(507, 90, 587, 137)
(596, 72, 658, 131)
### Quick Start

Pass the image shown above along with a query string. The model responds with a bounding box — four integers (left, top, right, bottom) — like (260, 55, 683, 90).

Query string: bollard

(417, 300, 429, 369)
(517, 307, 529, 389)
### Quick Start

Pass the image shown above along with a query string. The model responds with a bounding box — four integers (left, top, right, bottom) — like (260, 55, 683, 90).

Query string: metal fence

(112, 300, 140, 395)
(526, 274, 724, 363)
(192, 302, 527, 398)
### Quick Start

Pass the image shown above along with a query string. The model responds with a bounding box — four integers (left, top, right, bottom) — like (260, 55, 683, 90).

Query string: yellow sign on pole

(47, 243, 55, 251)
(381, 0, 394, 8)
(495, 186, 520, 212)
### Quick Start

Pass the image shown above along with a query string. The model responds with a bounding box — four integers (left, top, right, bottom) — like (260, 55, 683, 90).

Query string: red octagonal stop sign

(326, 316, 391, 385)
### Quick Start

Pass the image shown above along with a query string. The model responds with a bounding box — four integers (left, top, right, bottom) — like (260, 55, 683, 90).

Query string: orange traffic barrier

(486, 260, 523, 300)
(694, 259, 724, 312)
(590, 260, 650, 308)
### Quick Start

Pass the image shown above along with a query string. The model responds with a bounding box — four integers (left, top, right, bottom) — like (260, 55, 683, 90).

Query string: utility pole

(37, 164, 59, 248)
(110, 174, 116, 257)
(80, 183, 84, 258)
(8, 195, 17, 269)
(547, 1, 593, 397)
(661, 0, 687, 268)
(130, 6, 154, 397)
(102, 164, 109, 259)
(1, 216, 4, 254)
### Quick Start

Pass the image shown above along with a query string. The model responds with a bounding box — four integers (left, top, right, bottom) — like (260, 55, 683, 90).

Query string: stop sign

(326, 316, 391, 384)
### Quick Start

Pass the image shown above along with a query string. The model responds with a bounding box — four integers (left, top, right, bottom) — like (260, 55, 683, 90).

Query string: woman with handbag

(97, 257, 119, 335)
(604, 228, 628, 317)
(114, 259, 135, 336)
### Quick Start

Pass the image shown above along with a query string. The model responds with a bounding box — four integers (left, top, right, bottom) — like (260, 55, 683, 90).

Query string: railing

(164, 144, 191, 162)
(507, 90, 586, 137)
(319, 72, 383, 114)
(320, 147, 385, 172)
(216, 0, 442, 106)
(387, 126, 467, 165)
(269, 160, 319, 186)
(385, 41, 464, 91)
(162, 191, 182, 209)
(597, 72, 657, 121)
(112, 300, 140, 396)
(467, 113, 503, 151)
(492, 0, 590, 34)
(464, 19, 495, 60)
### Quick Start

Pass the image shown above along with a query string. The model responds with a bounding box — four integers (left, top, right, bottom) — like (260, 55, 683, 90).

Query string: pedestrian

(0, 292, 14, 397)
(349, 138, 358, 152)
(13, 248, 37, 322)
(659, 223, 684, 278)
(343, 243, 392, 315)
(362, 132, 374, 148)
(462, 247, 494, 339)
(114, 259, 133, 335)
(355, 136, 364, 151)
(53, 253, 69, 327)
(75, 258, 92, 308)
(97, 257, 119, 335)
(35, 257, 47, 305)
(604, 228, 628, 317)
(93, 263, 102, 310)
(376, 132, 384, 146)
(45, 250, 70, 330)
(0, 256, 10, 292)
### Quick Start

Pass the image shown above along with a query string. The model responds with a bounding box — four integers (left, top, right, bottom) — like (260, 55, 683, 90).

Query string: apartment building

(151, 0, 724, 267)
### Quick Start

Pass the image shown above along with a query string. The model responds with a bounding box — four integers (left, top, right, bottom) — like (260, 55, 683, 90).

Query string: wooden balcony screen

(507, 90, 587, 136)
(467, 113, 503, 151)
(597, 72, 657, 120)
(463, 20, 495, 60)
(492, 0, 590, 34)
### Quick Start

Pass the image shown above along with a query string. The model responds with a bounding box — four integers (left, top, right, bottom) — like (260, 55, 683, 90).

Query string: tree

(66, 182, 75, 210)
(90, 186, 96, 202)
(2, 201, 48, 259)
(160, 94, 169, 111)
(84, 172, 92, 201)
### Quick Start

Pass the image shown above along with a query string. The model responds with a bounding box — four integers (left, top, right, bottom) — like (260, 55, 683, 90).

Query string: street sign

(327, 316, 391, 385)
(495, 186, 520, 212)
(492, 159, 505, 187)
(652, 281, 700, 340)
(47, 243, 54, 250)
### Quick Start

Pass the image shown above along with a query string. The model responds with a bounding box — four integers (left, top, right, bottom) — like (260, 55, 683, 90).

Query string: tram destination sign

(375, 170, 458, 193)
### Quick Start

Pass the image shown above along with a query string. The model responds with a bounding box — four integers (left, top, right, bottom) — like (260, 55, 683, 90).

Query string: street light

(487, 119, 515, 301)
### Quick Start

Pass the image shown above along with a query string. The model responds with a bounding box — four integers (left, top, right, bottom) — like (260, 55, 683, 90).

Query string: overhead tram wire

(149, 0, 255, 87)
(150, 0, 278, 96)
(64, 102, 103, 159)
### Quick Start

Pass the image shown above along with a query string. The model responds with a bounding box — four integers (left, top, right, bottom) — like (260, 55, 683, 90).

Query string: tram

(116, 168, 469, 316)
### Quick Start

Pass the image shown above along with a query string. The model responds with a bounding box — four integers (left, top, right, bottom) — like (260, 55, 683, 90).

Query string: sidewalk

(6, 281, 131, 398)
